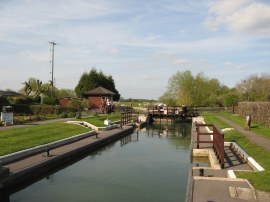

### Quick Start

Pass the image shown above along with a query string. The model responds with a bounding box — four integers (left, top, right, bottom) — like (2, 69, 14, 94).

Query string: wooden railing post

(213, 125, 224, 169)
(196, 124, 200, 149)
(195, 123, 225, 169)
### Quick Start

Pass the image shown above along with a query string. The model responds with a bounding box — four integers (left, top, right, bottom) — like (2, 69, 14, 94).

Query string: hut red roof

(84, 87, 115, 96)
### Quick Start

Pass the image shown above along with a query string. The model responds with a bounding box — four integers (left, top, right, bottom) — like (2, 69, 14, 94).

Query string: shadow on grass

(251, 125, 259, 129)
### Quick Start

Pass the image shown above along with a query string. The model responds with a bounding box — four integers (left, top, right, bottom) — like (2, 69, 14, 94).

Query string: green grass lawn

(0, 113, 122, 156)
(202, 112, 231, 129)
(221, 112, 270, 140)
(79, 113, 122, 127)
(0, 123, 89, 156)
(203, 112, 270, 192)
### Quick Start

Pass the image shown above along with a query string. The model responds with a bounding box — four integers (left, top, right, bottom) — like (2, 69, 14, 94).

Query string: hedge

(238, 102, 270, 126)
(0, 104, 76, 115)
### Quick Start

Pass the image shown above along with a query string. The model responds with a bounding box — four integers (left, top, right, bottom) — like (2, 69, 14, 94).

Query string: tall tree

(159, 70, 229, 107)
(219, 88, 239, 107)
(75, 68, 120, 100)
(236, 73, 270, 101)
(160, 70, 194, 106)
(56, 89, 77, 98)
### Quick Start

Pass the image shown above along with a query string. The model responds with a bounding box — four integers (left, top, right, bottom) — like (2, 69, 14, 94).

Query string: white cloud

(157, 0, 207, 14)
(208, 0, 252, 15)
(228, 3, 270, 34)
(205, 0, 270, 35)
(0, 0, 269, 99)
(0, 0, 126, 42)
(224, 61, 249, 70)
(172, 59, 190, 66)
(224, 61, 234, 66)
(140, 75, 149, 79)
(0, 0, 121, 23)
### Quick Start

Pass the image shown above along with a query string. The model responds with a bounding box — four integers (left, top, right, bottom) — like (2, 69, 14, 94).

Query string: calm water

(9, 122, 192, 202)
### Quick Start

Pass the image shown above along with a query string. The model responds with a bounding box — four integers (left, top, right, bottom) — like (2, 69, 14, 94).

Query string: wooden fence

(121, 112, 139, 125)
(147, 106, 198, 117)
(195, 123, 225, 169)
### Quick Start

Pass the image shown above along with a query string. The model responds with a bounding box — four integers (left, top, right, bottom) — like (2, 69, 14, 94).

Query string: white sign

(1, 112, 13, 125)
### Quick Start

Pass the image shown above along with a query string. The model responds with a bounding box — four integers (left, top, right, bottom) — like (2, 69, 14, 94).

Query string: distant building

(84, 87, 115, 111)
(56, 97, 81, 106)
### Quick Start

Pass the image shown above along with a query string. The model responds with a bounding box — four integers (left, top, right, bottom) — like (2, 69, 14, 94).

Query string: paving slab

(192, 178, 255, 202)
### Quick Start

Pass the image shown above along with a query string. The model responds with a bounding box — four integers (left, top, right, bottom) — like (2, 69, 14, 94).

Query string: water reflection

(120, 131, 139, 147)
(146, 121, 191, 138)
(90, 143, 116, 159)
(145, 122, 191, 150)
(45, 174, 56, 185)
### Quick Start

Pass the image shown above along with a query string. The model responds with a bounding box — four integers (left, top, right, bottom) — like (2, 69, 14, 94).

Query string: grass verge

(0, 123, 89, 156)
(203, 112, 270, 192)
(0, 113, 122, 156)
(221, 112, 270, 140)
(202, 112, 231, 129)
(79, 113, 122, 127)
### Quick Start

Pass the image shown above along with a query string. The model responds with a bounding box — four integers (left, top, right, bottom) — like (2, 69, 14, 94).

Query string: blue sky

(0, 0, 270, 99)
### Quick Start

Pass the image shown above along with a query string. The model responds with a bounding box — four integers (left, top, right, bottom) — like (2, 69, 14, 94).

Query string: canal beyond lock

(10, 122, 193, 202)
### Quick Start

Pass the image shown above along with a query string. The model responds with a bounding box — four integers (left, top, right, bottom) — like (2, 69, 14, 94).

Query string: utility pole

(49, 41, 57, 88)
(49, 41, 57, 97)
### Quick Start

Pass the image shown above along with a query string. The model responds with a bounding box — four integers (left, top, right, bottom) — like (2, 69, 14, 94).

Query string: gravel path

(217, 116, 270, 152)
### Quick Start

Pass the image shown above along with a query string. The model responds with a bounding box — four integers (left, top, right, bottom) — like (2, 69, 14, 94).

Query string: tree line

(5, 68, 120, 105)
(2, 68, 269, 108)
(159, 70, 270, 107)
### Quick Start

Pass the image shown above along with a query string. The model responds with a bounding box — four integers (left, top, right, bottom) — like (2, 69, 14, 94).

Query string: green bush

(30, 105, 57, 115)
(13, 104, 32, 114)
(60, 113, 68, 118)
(68, 112, 76, 118)
(42, 96, 56, 105)
(45, 114, 60, 119)
(2, 104, 77, 116)
(57, 106, 77, 114)
(9, 97, 34, 104)
(0, 97, 10, 104)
